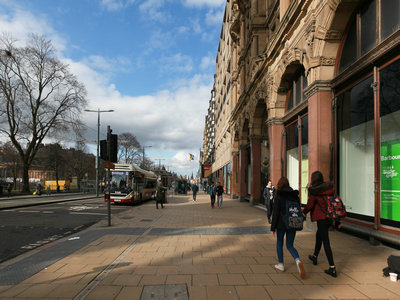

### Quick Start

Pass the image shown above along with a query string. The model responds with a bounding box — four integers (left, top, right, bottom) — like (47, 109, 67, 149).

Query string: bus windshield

(110, 171, 132, 193)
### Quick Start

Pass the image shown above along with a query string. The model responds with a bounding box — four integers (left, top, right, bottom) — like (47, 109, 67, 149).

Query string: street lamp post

(142, 145, 152, 169)
(85, 108, 114, 197)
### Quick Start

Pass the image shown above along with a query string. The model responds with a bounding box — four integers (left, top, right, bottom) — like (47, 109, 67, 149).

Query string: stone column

(231, 151, 239, 198)
(250, 135, 262, 204)
(239, 145, 248, 201)
(306, 81, 332, 182)
(267, 119, 284, 185)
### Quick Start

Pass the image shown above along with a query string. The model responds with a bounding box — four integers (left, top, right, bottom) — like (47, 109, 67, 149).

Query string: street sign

(105, 162, 115, 169)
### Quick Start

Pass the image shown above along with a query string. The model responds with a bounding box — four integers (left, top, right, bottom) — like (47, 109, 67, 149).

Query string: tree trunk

(22, 163, 30, 192)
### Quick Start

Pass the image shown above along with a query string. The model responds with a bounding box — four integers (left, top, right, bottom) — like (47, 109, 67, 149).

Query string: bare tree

(0, 34, 87, 192)
(118, 132, 142, 164)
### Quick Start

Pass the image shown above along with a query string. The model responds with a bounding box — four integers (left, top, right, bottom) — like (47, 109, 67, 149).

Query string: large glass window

(285, 117, 308, 204)
(339, 0, 400, 73)
(300, 116, 309, 204)
(337, 76, 374, 217)
(360, 0, 376, 56)
(339, 21, 357, 73)
(381, 0, 400, 40)
(380, 59, 400, 223)
(286, 121, 299, 195)
(286, 71, 308, 111)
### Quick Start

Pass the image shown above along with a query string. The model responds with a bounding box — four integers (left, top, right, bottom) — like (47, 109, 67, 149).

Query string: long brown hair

(310, 171, 324, 187)
(276, 177, 289, 191)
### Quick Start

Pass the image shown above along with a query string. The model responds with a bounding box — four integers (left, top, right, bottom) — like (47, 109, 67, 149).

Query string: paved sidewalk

(0, 192, 399, 299)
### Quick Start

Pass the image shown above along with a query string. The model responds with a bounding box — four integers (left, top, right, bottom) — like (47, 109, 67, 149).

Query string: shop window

(380, 58, 400, 223)
(285, 115, 308, 204)
(286, 71, 308, 111)
(300, 116, 309, 204)
(286, 121, 299, 193)
(337, 76, 374, 218)
(381, 0, 400, 40)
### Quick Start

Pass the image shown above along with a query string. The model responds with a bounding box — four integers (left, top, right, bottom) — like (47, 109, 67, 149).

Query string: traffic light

(109, 133, 118, 163)
(100, 139, 108, 160)
(99, 128, 118, 162)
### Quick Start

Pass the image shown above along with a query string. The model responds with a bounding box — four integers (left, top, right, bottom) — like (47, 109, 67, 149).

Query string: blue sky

(0, 0, 225, 176)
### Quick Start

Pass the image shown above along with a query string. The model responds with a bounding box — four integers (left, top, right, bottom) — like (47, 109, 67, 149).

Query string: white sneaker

(274, 264, 284, 272)
(296, 260, 306, 279)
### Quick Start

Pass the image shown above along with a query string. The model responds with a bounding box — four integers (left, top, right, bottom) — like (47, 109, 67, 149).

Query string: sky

(0, 0, 225, 177)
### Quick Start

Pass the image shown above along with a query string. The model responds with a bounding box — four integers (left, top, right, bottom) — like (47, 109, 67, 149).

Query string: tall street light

(142, 145, 152, 168)
(85, 108, 114, 197)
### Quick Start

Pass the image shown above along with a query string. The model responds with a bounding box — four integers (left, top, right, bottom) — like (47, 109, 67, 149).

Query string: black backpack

(282, 199, 304, 231)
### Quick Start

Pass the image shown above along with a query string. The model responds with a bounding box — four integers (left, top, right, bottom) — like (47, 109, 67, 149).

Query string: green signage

(381, 139, 400, 222)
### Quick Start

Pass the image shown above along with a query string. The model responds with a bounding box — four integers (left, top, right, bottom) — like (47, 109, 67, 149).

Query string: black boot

(324, 267, 337, 277)
(308, 255, 318, 265)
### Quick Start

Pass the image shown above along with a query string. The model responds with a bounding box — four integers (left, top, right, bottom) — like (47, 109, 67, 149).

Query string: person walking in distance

(303, 170, 337, 277)
(156, 180, 165, 209)
(208, 182, 216, 208)
(7, 183, 12, 197)
(270, 177, 306, 279)
(192, 183, 199, 201)
(263, 179, 275, 223)
(216, 182, 224, 208)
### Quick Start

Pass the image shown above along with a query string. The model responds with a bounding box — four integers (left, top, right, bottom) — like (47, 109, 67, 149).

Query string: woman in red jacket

(303, 171, 337, 277)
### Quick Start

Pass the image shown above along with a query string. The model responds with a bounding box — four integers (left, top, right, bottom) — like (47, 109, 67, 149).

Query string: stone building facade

(206, 0, 400, 242)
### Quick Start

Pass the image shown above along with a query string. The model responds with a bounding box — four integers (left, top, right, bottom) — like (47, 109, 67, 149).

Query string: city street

(0, 197, 133, 263)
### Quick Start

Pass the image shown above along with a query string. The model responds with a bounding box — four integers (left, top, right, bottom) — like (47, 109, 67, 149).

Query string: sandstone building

(203, 0, 400, 243)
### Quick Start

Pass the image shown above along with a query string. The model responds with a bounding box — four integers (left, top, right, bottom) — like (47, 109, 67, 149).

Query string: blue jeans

(276, 229, 299, 264)
(217, 195, 223, 207)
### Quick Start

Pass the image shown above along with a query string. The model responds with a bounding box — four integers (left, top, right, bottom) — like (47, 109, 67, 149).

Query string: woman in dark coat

(271, 177, 306, 279)
(303, 170, 337, 277)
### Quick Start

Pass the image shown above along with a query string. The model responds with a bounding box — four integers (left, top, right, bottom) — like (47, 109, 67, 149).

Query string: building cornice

(303, 80, 332, 98)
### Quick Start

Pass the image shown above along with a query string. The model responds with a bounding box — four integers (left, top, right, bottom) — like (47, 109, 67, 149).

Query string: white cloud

(159, 53, 193, 73)
(205, 8, 224, 26)
(182, 0, 225, 8)
(0, 5, 66, 51)
(139, 0, 169, 22)
(100, 0, 137, 11)
(200, 54, 214, 71)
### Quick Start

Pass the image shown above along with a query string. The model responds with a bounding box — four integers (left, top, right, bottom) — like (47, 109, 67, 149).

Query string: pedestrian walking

(216, 182, 224, 208)
(263, 179, 275, 223)
(46, 184, 51, 196)
(192, 184, 199, 201)
(208, 182, 216, 208)
(270, 177, 306, 279)
(7, 183, 12, 197)
(156, 181, 165, 209)
(303, 170, 337, 277)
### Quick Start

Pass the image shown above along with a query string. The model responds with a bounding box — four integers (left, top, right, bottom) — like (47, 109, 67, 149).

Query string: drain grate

(140, 219, 153, 222)
(141, 284, 188, 300)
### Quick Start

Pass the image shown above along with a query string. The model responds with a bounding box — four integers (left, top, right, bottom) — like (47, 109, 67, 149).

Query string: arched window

(286, 70, 308, 112)
(339, 0, 400, 73)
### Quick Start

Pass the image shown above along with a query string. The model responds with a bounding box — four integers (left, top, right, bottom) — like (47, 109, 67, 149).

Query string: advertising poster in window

(381, 139, 400, 222)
